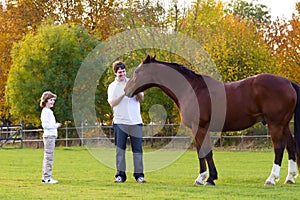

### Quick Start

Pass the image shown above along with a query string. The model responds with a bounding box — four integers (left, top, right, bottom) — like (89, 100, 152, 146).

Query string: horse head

(124, 54, 156, 97)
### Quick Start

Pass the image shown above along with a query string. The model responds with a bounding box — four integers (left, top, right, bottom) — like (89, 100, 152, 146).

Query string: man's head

(113, 61, 126, 81)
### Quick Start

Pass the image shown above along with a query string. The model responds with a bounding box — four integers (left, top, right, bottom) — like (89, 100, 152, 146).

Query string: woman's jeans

(42, 135, 56, 180)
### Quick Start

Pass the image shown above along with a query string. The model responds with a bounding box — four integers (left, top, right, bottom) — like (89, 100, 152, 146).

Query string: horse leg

(193, 126, 211, 185)
(194, 155, 208, 185)
(265, 126, 285, 186)
(284, 127, 298, 184)
(205, 150, 218, 185)
(194, 150, 218, 186)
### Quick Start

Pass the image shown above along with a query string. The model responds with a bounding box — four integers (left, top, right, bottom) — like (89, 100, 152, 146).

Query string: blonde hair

(40, 91, 57, 108)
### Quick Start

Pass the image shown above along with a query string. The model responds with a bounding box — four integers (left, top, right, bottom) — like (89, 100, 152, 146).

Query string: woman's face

(45, 98, 56, 108)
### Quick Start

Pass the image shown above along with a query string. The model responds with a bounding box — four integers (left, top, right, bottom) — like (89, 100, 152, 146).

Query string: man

(107, 61, 146, 183)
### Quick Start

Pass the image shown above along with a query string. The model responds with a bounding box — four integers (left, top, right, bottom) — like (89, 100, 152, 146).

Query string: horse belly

(222, 115, 258, 132)
(221, 88, 259, 131)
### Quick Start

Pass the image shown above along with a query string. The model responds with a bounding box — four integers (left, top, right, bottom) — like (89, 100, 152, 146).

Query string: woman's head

(40, 91, 57, 108)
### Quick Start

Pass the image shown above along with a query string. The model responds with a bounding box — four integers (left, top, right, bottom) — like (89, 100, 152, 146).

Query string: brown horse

(124, 55, 300, 186)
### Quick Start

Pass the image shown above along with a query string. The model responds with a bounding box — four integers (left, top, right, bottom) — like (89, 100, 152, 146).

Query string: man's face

(115, 68, 126, 81)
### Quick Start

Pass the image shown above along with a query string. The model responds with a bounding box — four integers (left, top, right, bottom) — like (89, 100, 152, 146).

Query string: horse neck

(141, 62, 218, 110)
(157, 85, 181, 107)
(149, 69, 209, 110)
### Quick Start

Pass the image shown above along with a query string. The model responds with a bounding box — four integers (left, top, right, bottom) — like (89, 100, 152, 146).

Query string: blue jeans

(114, 124, 144, 180)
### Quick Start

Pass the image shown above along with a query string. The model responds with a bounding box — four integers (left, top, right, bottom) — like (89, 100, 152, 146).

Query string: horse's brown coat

(124, 55, 300, 185)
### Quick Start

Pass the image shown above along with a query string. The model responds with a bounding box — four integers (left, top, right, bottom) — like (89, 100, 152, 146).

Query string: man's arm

(109, 93, 125, 108)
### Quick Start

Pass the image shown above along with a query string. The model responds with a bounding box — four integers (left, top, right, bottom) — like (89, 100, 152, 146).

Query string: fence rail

(0, 124, 273, 149)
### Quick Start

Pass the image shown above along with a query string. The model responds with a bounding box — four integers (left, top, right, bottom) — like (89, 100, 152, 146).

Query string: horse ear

(143, 54, 152, 64)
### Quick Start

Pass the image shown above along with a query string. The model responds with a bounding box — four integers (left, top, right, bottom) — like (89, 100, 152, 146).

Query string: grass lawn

(0, 147, 299, 199)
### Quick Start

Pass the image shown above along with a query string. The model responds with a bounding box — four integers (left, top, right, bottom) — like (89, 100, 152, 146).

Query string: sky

(238, 0, 299, 19)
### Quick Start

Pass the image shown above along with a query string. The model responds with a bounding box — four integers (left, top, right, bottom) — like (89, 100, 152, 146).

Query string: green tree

(95, 50, 181, 126)
(225, 0, 271, 24)
(6, 22, 98, 126)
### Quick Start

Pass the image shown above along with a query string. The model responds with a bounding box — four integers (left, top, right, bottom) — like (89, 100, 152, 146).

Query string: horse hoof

(194, 180, 204, 185)
(205, 181, 215, 186)
(284, 180, 295, 184)
(264, 181, 275, 186)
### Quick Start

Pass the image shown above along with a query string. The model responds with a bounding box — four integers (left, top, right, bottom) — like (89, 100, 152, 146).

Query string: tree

(0, 0, 122, 124)
(6, 22, 98, 126)
(177, 0, 276, 81)
(95, 49, 181, 126)
(0, 0, 46, 124)
(116, 0, 167, 31)
(225, 0, 271, 24)
(93, 1, 182, 126)
(264, 13, 300, 82)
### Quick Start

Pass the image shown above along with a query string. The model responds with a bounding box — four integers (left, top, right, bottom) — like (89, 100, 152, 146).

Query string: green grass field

(0, 147, 299, 200)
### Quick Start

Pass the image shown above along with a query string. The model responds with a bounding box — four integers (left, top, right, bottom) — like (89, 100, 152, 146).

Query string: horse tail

(291, 82, 300, 167)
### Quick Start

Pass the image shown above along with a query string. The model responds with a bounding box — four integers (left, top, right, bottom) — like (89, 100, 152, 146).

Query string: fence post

(20, 123, 23, 149)
(150, 120, 154, 147)
(81, 122, 84, 147)
(66, 125, 68, 147)
(241, 131, 244, 149)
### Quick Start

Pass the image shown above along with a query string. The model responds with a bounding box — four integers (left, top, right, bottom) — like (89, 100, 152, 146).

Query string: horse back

(251, 74, 296, 107)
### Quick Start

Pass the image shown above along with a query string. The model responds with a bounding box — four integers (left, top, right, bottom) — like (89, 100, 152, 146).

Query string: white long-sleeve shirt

(41, 107, 59, 137)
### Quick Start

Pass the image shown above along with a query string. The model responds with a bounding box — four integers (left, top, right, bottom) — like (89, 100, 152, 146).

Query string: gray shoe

(42, 178, 58, 184)
(136, 177, 146, 183)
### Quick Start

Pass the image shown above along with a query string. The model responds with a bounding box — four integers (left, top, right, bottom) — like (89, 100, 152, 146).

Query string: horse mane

(143, 55, 202, 79)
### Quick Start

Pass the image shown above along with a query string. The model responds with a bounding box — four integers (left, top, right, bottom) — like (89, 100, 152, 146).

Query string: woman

(40, 91, 61, 184)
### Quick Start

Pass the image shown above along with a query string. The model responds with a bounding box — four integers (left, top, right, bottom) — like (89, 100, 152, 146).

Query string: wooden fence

(0, 124, 274, 149)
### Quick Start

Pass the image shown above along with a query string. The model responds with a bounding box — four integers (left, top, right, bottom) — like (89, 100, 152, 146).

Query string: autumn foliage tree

(0, 0, 45, 124)
(1, 0, 169, 125)
(264, 8, 300, 83)
(2, 0, 300, 127)
(177, 0, 276, 81)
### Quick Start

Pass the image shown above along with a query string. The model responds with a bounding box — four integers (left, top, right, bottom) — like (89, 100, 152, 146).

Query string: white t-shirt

(41, 107, 59, 137)
(107, 78, 143, 125)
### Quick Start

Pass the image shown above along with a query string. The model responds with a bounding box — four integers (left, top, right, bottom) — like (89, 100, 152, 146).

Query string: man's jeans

(114, 124, 144, 180)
